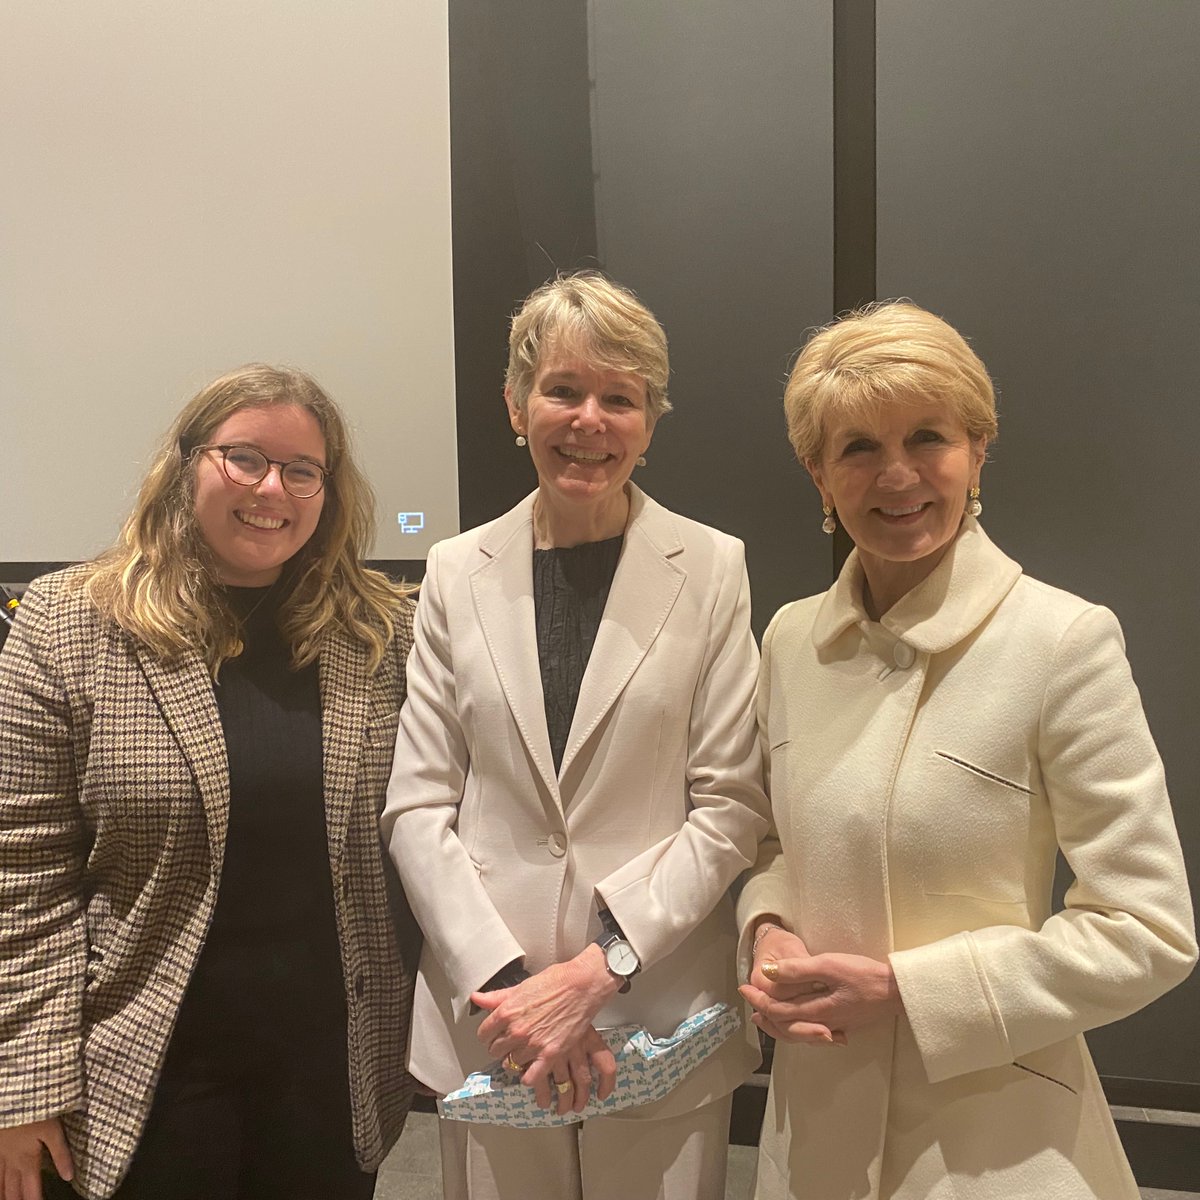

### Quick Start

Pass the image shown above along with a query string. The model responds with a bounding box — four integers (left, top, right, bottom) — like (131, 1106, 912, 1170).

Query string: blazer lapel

(470, 494, 560, 803)
(134, 644, 230, 873)
(320, 625, 371, 866)
(559, 486, 684, 779)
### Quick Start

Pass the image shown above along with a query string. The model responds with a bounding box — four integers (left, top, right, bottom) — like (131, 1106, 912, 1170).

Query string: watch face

(605, 939, 639, 977)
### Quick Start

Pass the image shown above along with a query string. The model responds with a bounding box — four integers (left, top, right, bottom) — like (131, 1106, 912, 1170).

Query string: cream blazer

(738, 517, 1196, 1200)
(382, 485, 769, 1118)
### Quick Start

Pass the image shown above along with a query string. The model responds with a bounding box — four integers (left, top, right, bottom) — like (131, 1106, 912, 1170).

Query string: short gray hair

(506, 272, 672, 421)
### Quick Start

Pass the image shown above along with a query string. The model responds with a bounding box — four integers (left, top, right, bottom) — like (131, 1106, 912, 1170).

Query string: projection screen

(0, 1, 457, 565)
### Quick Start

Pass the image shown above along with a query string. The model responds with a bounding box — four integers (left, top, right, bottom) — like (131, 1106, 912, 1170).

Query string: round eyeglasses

(193, 444, 330, 499)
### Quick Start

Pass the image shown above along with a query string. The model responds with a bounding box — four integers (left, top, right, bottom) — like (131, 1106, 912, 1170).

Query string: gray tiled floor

(374, 1113, 1198, 1199)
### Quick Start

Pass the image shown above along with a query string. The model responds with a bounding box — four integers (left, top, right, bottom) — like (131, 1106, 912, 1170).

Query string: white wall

(1, 0, 457, 562)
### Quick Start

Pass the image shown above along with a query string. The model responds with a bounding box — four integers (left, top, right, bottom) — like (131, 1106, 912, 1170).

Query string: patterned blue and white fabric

(437, 1002, 740, 1127)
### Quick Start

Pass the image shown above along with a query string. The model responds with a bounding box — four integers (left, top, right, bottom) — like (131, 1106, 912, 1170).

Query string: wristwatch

(594, 908, 640, 993)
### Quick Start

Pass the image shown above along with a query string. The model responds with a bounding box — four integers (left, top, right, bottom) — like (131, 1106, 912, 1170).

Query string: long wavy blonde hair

(80, 364, 412, 674)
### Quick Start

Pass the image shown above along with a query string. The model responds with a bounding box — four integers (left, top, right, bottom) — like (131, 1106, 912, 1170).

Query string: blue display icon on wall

(397, 512, 425, 535)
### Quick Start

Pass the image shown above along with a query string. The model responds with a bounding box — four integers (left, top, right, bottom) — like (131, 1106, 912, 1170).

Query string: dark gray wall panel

(588, 0, 835, 628)
(877, 0, 1199, 1084)
(451, 0, 834, 628)
(450, 0, 600, 533)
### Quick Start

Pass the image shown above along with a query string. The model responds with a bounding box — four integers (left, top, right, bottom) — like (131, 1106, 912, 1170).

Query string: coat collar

(470, 483, 685, 800)
(811, 516, 1022, 654)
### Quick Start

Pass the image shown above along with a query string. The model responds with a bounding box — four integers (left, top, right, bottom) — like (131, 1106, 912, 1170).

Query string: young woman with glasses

(0, 365, 419, 1200)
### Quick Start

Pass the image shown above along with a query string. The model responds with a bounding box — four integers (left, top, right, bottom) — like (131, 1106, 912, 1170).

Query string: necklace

(226, 583, 280, 657)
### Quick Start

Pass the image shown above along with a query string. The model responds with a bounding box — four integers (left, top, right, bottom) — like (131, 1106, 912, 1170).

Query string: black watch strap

(469, 958, 531, 1015)
(597, 907, 625, 940)
(594, 908, 640, 992)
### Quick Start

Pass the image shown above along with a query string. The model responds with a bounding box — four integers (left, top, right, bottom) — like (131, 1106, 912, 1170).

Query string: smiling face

(508, 346, 654, 534)
(809, 400, 985, 592)
(192, 403, 327, 587)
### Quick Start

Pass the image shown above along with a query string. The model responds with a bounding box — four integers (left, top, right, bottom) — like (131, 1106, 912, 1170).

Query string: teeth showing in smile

(879, 503, 926, 517)
(558, 447, 610, 463)
(236, 511, 286, 530)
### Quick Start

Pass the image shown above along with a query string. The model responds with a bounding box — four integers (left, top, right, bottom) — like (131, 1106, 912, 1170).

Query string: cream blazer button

(547, 832, 567, 858)
(893, 641, 916, 669)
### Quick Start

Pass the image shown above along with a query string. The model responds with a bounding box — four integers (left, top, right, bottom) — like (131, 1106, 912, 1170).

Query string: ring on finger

(502, 1054, 524, 1074)
(554, 1079, 572, 1095)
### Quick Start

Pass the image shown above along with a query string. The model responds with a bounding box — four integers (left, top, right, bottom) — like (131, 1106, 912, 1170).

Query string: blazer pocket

(921, 750, 1038, 904)
(934, 751, 1036, 796)
(1011, 1060, 1078, 1096)
(366, 710, 400, 747)
(359, 711, 401, 797)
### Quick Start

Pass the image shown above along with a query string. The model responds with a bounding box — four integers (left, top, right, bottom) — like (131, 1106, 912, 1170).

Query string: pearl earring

(636, 455, 647, 467)
(515, 435, 527, 448)
(821, 505, 837, 535)
(967, 486, 982, 517)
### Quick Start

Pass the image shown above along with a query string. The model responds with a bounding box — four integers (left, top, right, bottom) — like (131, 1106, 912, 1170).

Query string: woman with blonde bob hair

(739, 302, 1195, 1198)
(383, 272, 769, 1200)
(0, 365, 419, 1200)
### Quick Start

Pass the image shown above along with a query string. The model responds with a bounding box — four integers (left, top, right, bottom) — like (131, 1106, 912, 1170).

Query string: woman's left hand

(740, 951, 903, 1043)
(472, 944, 620, 1106)
(522, 1024, 618, 1115)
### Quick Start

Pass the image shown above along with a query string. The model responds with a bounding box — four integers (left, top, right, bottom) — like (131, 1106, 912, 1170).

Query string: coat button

(547, 832, 567, 858)
(892, 641, 916, 669)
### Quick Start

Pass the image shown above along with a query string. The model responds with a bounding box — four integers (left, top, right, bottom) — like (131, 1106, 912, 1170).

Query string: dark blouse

(478, 535, 626, 997)
(165, 584, 346, 1078)
(533, 535, 623, 773)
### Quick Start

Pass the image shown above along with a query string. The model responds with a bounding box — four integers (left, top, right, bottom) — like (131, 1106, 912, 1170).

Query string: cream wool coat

(382, 485, 769, 1117)
(738, 518, 1196, 1200)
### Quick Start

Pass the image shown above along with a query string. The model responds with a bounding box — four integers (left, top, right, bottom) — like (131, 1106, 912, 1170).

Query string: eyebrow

(833, 415, 952, 440)
(226, 441, 327, 466)
(540, 371, 642, 392)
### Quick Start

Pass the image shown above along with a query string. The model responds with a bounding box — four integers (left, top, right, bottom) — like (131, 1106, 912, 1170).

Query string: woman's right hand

(0, 1117, 73, 1200)
(741, 923, 844, 1046)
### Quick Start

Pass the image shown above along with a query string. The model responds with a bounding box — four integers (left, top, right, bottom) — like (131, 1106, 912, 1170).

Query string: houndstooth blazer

(0, 567, 418, 1199)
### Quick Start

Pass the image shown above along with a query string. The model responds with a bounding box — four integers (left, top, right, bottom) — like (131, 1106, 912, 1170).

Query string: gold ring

(503, 1055, 523, 1074)
(555, 1080, 572, 1095)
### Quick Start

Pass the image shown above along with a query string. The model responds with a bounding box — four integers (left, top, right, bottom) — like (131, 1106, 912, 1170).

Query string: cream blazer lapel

(469, 493, 560, 802)
(133, 645, 230, 872)
(560, 486, 685, 780)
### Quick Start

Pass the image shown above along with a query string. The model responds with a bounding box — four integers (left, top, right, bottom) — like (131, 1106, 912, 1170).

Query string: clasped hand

(471, 945, 619, 1115)
(740, 927, 903, 1046)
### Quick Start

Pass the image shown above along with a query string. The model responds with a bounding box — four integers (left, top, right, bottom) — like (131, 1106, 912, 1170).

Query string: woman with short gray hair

(383, 272, 770, 1200)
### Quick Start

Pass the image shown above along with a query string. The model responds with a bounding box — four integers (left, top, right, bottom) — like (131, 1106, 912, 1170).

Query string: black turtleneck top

(165, 585, 346, 1078)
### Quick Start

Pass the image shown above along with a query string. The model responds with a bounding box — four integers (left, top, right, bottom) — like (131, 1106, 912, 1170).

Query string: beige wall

(0, 0, 457, 562)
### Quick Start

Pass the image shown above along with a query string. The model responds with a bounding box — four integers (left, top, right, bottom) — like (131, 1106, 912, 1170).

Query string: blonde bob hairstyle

(505, 271, 672, 421)
(80, 364, 411, 674)
(783, 300, 998, 465)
